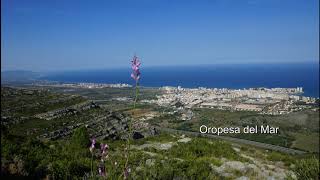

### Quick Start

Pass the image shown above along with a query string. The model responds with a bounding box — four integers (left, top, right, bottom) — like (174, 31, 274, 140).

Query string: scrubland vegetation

(1, 86, 319, 179)
(2, 127, 319, 179)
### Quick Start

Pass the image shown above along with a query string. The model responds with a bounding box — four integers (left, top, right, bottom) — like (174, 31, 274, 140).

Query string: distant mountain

(1, 70, 43, 83)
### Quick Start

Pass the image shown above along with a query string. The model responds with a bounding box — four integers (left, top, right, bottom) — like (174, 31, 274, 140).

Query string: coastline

(28, 80, 319, 99)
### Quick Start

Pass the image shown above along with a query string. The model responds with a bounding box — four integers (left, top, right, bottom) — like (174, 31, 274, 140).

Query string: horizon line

(1, 61, 319, 73)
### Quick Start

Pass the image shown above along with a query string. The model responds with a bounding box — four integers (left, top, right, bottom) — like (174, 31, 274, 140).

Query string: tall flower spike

(131, 55, 141, 81)
(100, 143, 109, 155)
(89, 138, 96, 152)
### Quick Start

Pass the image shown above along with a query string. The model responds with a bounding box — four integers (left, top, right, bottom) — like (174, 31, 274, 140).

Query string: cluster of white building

(44, 82, 133, 88)
(77, 83, 132, 88)
(147, 86, 317, 114)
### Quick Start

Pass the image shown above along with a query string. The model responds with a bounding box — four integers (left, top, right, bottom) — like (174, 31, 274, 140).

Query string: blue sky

(1, 0, 319, 71)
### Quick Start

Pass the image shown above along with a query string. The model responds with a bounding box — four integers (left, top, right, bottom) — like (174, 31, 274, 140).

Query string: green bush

(137, 158, 219, 179)
(71, 126, 90, 148)
(185, 160, 214, 179)
(68, 160, 90, 178)
(51, 160, 69, 179)
(167, 138, 244, 161)
(266, 151, 295, 166)
(293, 156, 319, 180)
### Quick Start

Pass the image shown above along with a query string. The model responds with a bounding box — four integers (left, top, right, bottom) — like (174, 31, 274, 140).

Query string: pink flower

(124, 167, 131, 179)
(98, 166, 106, 176)
(89, 138, 96, 152)
(100, 143, 109, 155)
(131, 55, 141, 81)
(100, 143, 109, 162)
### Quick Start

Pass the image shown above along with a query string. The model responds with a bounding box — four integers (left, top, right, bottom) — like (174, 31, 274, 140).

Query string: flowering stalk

(89, 138, 96, 176)
(98, 143, 109, 177)
(124, 55, 141, 179)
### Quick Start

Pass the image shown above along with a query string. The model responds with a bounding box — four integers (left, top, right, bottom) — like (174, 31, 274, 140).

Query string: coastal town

(32, 81, 132, 88)
(30, 82, 319, 117)
(144, 86, 318, 115)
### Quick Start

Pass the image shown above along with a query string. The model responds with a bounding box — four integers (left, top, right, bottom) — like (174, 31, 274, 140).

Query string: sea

(42, 63, 319, 98)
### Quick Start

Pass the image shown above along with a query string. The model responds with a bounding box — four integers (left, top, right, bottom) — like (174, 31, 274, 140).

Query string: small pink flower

(98, 167, 106, 176)
(124, 167, 131, 179)
(100, 143, 109, 155)
(89, 138, 96, 152)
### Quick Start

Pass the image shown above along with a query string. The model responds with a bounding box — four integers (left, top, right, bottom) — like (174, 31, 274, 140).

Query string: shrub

(167, 138, 243, 161)
(293, 156, 319, 180)
(68, 160, 90, 178)
(186, 160, 214, 179)
(71, 126, 90, 148)
(266, 151, 295, 166)
(51, 160, 69, 179)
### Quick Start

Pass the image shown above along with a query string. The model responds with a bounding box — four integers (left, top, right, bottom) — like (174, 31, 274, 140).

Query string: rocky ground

(128, 134, 297, 180)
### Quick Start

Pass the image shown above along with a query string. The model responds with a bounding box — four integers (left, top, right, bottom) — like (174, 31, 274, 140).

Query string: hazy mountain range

(1, 70, 44, 83)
